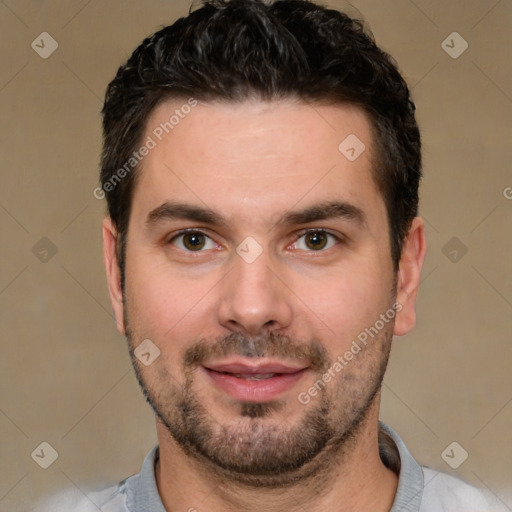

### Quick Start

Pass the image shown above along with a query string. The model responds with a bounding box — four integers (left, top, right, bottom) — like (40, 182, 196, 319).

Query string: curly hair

(100, 0, 421, 284)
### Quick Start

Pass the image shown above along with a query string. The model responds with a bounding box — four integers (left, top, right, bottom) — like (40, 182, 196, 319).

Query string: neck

(154, 402, 398, 512)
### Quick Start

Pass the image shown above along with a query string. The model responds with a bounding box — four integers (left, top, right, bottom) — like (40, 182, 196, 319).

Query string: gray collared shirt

(36, 422, 507, 511)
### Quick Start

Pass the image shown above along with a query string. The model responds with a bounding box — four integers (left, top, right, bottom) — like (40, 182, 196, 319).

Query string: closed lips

(203, 362, 307, 376)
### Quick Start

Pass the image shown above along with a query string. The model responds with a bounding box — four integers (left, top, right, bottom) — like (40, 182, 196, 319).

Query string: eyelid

(166, 228, 218, 250)
(288, 228, 345, 251)
(293, 227, 345, 241)
(166, 227, 212, 241)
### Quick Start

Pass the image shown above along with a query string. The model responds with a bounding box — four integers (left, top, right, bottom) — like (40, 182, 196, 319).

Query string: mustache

(183, 331, 330, 373)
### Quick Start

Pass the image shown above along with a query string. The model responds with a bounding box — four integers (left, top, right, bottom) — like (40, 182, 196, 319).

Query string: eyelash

(167, 228, 343, 252)
(168, 228, 219, 252)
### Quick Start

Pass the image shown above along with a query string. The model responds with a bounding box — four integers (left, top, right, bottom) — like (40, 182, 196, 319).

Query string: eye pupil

(183, 233, 205, 250)
(306, 232, 327, 250)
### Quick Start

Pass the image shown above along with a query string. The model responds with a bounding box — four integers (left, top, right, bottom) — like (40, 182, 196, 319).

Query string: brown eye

(182, 233, 206, 251)
(305, 231, 328, 250)
(290, 230, 339, 252)
(171, 232, 215, 251)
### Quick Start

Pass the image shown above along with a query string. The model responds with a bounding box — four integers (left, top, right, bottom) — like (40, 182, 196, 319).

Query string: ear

(102, 217, 125, 334)
(393, 217, 427, 337)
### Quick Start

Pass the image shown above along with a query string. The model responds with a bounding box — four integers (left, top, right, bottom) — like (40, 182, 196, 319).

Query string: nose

(216, 247, 293, 336)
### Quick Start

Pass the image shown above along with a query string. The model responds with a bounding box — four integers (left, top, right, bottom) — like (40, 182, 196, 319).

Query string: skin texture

(103, 98, 427, 512)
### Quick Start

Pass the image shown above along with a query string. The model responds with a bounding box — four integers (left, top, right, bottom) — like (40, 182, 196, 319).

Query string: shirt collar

(122, 422, 424, 512)
(380, 422, 424, 511)
(121, 445, 167, 512)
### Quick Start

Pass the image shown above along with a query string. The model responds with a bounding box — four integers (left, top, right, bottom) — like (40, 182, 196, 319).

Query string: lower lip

(204, 368, 307, 402)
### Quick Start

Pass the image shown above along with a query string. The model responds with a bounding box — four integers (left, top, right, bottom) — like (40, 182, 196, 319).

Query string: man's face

(107, 99, 406, 484)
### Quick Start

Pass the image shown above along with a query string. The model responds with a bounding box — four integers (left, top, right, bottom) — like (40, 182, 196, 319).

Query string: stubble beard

(125, 317, 394, 488)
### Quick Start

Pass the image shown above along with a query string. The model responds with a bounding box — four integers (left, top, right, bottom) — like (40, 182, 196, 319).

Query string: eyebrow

(145, 200, 367, 230)
(278, 201, 367, 228)
(145, 202, 226, 228)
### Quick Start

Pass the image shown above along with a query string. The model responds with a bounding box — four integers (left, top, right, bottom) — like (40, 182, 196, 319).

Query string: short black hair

(100, 0, 421, 283)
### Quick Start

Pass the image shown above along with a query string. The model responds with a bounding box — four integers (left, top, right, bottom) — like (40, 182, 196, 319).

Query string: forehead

(131, 98, 384, 228)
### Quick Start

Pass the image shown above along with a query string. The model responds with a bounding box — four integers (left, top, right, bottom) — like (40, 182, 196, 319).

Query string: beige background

(0, 0, 511, 510)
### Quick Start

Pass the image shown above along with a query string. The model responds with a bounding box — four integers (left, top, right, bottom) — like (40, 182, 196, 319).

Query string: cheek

(293, 262, 392, 347)
(124, 252, 218, 342)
